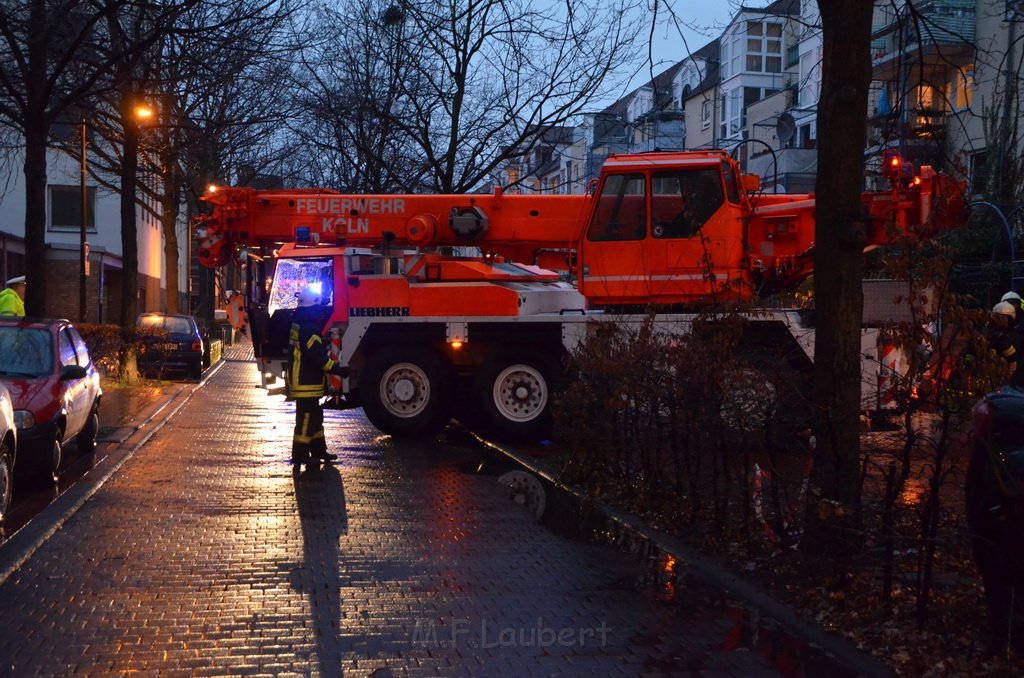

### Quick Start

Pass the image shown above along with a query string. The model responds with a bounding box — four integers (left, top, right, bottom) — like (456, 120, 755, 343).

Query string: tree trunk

(120, 95, 140, 326)
(161, 162, 181, 314)
(21, 0, 50, 317)
(804, 1, 875, 556)
(22, 124, 49, 317)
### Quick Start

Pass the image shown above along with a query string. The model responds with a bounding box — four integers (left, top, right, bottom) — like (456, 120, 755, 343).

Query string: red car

(0, 383, 16, 523)
(0, 318, 102, 484)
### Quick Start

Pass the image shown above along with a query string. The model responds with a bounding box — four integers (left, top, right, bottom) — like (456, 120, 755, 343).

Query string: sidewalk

(0, 341, 887, 676)
(0, 350, 225, 587)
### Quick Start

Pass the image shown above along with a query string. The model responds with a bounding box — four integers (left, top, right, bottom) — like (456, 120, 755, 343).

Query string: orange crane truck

(193, 150, 964, 441)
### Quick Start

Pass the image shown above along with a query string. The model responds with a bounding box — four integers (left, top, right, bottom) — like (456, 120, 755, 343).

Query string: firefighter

(288, 287, 347, 466)
(1001, 291, 1024, 331)
(988, 301, 1024, 386)
(1001, 290, 1023, 310)
(0, 275, 26, 317)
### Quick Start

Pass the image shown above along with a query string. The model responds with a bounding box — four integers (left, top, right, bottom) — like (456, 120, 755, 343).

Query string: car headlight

(13, 410, 35, 429)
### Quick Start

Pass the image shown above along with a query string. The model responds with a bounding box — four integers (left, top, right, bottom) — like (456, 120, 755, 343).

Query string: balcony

(871, 0, 974, 80)
(868, 107, 947, 147)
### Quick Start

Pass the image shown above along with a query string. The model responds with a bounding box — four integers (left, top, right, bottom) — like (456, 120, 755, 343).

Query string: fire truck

(193, 150, 964, 441)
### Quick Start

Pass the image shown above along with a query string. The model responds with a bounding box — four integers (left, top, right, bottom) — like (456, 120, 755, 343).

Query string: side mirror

(741, 173, 761, 193)
(60, 364, 88, 381)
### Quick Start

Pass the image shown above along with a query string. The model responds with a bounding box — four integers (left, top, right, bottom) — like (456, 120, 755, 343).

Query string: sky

(604, 1, 748, 107)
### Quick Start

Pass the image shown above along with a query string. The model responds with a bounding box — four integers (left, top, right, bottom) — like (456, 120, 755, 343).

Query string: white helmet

(993, 301, 1017, 317)
(296, 287, 320, 307)
(1002, 291, 1022, 304)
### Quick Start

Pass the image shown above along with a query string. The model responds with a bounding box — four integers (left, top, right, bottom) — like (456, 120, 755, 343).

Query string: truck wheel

(718, 348, 812, 441)
(360, 346, 453, 438)
(471, 350, 558, 442)
(0, 441, 13, 524)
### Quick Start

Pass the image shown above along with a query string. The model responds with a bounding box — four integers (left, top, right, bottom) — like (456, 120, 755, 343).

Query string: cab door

(579, 172, 650, 306)
(647, 165, 744, 303)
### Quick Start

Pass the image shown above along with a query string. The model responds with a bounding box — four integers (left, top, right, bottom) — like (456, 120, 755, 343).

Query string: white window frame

(744, 20, 783, 74)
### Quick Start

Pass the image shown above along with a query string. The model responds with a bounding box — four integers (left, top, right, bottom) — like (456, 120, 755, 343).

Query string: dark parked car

(0, 318, 102, 485)
(136, 313, 206, 381)
(967, 385, 1024, 652)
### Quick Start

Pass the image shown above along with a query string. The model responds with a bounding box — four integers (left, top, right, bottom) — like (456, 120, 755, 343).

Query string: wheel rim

(379, 362, 431, 419)
(492, 364, 548, 423)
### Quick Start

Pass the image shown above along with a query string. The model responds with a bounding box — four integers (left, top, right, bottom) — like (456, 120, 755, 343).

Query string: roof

(726, 0, 800, 33)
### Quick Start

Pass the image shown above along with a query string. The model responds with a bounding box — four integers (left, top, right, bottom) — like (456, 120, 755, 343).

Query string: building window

(799, 48, 822, 107)
(952, 64, 974, 110)
(745, 21, 783, 73)
(721, 89, 743, 139)
(913, 84, 941, 111)
(701, 100, 712, 129)
(970, 151, 989, 196)
(49, 185, 95, 232)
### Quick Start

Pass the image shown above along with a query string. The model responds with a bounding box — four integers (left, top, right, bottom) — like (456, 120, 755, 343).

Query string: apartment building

(0, 140, 186, 322)
(525, 0, 1014, 211)
(868, 0, 976, 185)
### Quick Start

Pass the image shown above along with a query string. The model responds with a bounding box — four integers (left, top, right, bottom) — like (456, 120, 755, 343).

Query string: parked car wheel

(76, 406, 99, 455)
(35, 435, 61, 486)
(0, 440, 13, 524)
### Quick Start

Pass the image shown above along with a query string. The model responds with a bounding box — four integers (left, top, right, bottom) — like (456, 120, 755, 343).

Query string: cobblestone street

(0, 350, 856, 676)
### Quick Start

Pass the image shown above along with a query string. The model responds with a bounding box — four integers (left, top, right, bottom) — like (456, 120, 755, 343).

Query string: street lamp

(77, 102, 160, 325)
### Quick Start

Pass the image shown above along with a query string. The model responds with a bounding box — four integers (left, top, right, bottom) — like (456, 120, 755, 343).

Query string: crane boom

(195, 186, 588, 271)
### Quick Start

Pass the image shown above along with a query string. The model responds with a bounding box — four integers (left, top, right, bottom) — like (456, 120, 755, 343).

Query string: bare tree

(73, 1, 300, 317)
(292, 0, 640, 194)
(287, 1, 425, 192)
(0, 0, 193, 317)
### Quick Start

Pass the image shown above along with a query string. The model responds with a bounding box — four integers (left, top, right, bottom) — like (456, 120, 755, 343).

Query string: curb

(0, 361, 223, 586)
(470, 432, 893, 678)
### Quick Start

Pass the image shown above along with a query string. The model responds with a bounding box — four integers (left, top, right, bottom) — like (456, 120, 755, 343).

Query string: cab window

(723, 160, 741, 204)
(651, 169, 724, 239)
(587, 173, 646, 241)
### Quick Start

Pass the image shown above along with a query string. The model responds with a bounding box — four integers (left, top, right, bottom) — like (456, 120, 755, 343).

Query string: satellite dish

(776, 112, 796, 144)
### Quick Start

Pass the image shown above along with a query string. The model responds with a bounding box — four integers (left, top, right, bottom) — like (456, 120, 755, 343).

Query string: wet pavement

(0, 344, 878, 676)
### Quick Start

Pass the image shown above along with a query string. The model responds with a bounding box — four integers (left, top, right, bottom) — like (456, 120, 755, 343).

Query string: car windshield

(138, 315, 193, 335)
(0, 327, 53, 377)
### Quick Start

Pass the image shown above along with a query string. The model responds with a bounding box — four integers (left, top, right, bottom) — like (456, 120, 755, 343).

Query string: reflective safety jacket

(286, 306, 338, 399)
(0, 288, 24, 317)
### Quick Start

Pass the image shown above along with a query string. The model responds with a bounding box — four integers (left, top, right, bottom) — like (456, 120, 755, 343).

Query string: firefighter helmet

(993, 301, 1017, 317)
(1002, 291, 1022, 305)
(296, 287, 320, 307)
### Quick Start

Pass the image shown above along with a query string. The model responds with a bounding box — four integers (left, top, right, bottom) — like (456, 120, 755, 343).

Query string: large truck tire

(471, 349, 558, 442)
(359, 346, 454, 439)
